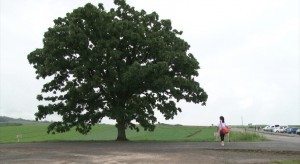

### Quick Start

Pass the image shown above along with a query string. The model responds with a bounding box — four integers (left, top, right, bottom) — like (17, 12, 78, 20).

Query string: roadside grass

(229, 131, 268, 142)
(269, 160, 300, 164)
(0, 123, 266, 143)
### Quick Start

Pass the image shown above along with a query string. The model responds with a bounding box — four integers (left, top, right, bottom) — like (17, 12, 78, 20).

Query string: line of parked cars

(262, 125, 300, 134)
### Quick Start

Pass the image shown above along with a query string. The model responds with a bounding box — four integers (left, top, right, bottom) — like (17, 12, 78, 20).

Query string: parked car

(263, 125, 271, 131)
(296, 129, 300, 135)
(264, 125, 279, 132)
(287, 127, 298, 134)
(273, 125, 288, 133)
(278, 127, 289, 133)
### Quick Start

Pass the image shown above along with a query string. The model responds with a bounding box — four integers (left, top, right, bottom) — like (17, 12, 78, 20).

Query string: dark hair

(220, 116, 225, 123)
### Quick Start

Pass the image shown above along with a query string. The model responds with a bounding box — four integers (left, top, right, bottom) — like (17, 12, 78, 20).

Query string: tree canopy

(27, 0, 207, 141)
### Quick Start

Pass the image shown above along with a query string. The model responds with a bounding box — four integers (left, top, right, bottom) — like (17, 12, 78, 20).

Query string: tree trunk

(116, 121, 128, 141)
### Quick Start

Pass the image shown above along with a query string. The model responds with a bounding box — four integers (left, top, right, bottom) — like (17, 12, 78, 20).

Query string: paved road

(261, 133, 300, 144)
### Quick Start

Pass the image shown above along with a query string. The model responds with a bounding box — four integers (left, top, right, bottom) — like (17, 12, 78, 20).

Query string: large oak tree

(28, 0, 207, 141)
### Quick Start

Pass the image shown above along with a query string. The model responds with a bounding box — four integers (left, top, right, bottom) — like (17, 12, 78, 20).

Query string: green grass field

(0, 123, 266, 143)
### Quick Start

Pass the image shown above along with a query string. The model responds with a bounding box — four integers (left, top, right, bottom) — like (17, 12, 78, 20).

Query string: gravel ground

(1, 130, 300, 164)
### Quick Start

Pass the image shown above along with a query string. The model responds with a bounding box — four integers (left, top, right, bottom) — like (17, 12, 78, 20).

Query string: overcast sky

(0, 0, 299, 126)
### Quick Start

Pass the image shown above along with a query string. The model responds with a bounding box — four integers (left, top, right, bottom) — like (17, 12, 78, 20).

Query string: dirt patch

(1, 142, 299, 164)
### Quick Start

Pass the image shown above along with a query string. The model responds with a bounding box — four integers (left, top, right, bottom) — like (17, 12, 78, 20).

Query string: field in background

(0, 123, 266, 143)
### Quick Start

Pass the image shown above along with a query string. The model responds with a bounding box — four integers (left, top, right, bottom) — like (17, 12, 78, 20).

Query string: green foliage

(27, 0, 207, 140)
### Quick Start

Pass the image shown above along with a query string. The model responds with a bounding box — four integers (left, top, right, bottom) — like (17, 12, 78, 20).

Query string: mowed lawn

(0, 124, 266, 143)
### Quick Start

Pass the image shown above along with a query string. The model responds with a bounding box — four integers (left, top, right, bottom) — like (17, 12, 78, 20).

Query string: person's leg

(220, 133, 225, 146)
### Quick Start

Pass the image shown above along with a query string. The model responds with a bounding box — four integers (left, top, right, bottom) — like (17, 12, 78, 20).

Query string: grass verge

(229, 131, 268, 142)
(269, 160, 300, 164)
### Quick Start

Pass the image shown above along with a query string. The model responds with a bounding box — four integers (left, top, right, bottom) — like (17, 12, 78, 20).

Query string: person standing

(217, 116, 228, 146)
